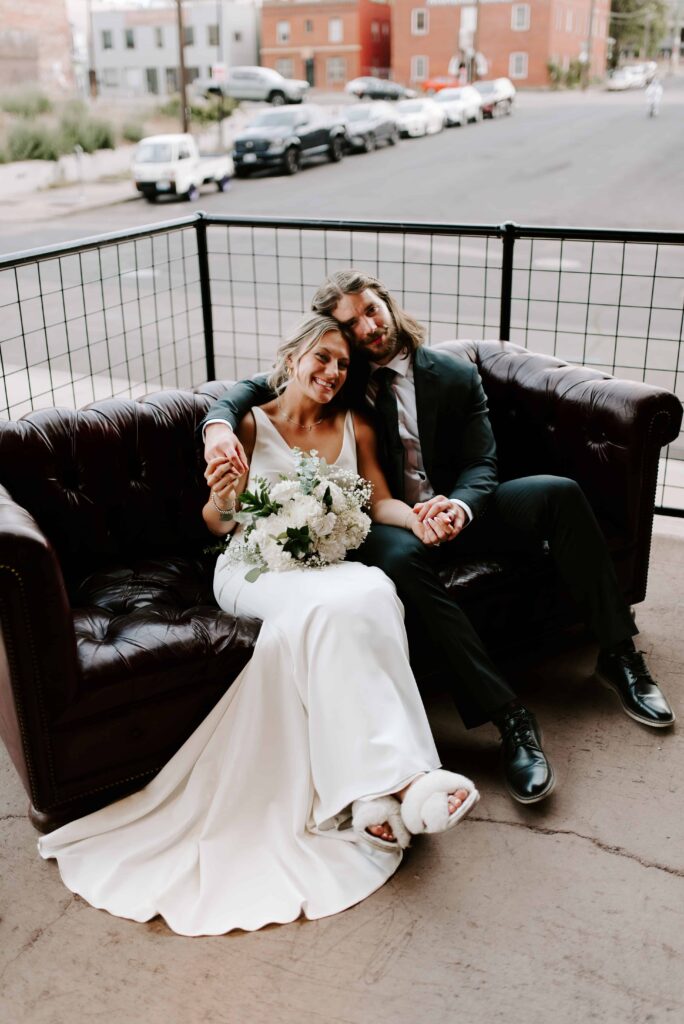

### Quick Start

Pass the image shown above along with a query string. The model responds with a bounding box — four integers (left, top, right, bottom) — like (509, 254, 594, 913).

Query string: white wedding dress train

(39, 409, 441, 936)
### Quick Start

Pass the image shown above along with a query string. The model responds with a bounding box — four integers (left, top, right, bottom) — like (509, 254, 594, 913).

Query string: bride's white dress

(38, 408, 441, 936)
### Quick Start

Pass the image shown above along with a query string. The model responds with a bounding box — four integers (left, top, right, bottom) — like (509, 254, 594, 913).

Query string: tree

(609, 0, 668, 67)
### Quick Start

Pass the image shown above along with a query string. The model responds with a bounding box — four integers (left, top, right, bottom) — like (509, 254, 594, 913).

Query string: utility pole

(175, 0, 189, 134)
(85, 0, 97, 98)
(581, 0, 596, 90)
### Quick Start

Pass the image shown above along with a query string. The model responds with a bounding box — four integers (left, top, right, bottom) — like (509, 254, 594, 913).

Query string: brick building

(391, 0, 611, 89)
(261, 0, 391, 90)
(0, 0, 75, 92)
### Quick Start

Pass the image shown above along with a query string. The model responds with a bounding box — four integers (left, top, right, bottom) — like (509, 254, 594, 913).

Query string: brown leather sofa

(0, 340, 681, 832)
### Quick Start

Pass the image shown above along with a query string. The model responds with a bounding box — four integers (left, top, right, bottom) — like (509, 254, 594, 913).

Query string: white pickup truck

(132, 134, 233, 202)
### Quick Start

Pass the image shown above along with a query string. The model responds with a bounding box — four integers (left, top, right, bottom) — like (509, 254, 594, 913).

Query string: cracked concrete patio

(1, 517, 682, 1024)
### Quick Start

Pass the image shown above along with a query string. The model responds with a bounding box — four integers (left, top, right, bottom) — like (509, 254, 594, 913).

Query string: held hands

(204, 422, 249, 478)
(410, 496, 467, 547)
(205, 456, 244, 508)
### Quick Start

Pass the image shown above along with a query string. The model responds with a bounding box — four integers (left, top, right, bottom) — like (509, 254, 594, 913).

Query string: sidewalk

(0, 111, 255, 225)
(0, 515, 682, 1023)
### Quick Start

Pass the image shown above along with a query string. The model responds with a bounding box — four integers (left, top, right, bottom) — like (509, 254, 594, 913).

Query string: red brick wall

(0, 0, 75, 91)
(391, 0, 610, 89)
(261, 0, 363, 88)
(358, 0, 391, 76)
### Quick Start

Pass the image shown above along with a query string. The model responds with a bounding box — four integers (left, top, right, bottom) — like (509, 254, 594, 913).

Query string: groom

(201, 270, 675, 804)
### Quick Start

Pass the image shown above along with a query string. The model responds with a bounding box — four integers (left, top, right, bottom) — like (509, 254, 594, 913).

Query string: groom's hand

(413, 496, 467, 544)
(204, 422, 249, 476)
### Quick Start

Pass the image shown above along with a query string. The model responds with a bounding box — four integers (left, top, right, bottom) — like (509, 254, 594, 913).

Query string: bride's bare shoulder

(350, 410, 377, 447)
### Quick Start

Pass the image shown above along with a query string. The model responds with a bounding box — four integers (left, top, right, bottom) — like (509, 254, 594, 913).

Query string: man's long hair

(310, 270, 425, 357)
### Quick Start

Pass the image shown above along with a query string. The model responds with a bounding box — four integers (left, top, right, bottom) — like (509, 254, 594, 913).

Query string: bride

(38, 314, 479, 937)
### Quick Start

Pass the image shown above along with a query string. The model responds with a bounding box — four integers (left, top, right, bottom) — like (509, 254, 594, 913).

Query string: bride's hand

(205, 456, 245, 504)
(408, 510, 454, 547)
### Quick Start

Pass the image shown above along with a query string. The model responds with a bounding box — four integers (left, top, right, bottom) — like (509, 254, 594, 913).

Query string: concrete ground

(0, 516, 683, 1024)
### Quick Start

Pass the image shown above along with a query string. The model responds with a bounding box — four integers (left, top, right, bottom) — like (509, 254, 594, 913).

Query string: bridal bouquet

(226, 449, 372, 581)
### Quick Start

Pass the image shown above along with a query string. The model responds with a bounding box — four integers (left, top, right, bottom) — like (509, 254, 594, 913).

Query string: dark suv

(233, 106, 348, 176)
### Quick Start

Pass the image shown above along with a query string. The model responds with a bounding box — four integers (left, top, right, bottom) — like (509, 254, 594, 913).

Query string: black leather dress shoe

(497, 706, 555, 804)
(596, 650, 675, 728)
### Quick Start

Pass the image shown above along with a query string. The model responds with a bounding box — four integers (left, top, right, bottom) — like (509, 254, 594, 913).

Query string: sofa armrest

(0, 486, 80, 805)
(437, 340, 683, 602)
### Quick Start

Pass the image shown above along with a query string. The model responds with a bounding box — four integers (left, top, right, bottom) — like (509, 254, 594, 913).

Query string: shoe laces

(501, 708, 537, 747)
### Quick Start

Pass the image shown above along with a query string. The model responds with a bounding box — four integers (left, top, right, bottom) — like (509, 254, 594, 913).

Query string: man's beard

(360, 320, 398, 362)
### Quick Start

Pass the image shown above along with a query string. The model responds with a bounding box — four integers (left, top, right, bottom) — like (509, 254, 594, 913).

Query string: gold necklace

(277, 399, 326, 432)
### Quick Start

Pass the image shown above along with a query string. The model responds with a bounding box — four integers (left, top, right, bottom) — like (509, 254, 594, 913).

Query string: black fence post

(499, 220, 518, 341)
(195, 212, 216, 381)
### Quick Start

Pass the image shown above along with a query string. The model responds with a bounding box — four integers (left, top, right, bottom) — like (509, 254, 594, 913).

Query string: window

(565, 9, 573, 32)
(305, 19, 314, 33)
(102, 29, 113, 50)
(276, 58, 294, 77)
(411, 55, 429, 81)
(382, 23, 389, 35)
(371, 21, 380, 39)
(411, 10, 428, 35)
(165, 67, 179, 92)
(511, 4, 530, 30)
(124, 28, 135, 49)
(154, 27, 163, 48)
(102, 68, 118, 87)
(555, 5, 563, 31)
(326, 57, 347, 83)
(509, 52, 528, 78)
(184, 66, 200, 85)
(277, 21, 290, 44)
(146, 68, 159, 94)
(329, 18, 343, 43)
(234, 31, 242, 43)
(184, 25, 194, 46)
(208, 24, 220, 47)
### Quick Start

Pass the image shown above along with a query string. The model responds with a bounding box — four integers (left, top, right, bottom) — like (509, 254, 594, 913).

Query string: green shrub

(158, 93, 236, 126)
(7, 122, 61, 161)
(0, 148, 7, 164)
(58, 111, 115, 153)
(565, 60, 583, 88)
(547, 61, 563, 89)
(122, 121, 145, 143)
(0, 88, 52, 118)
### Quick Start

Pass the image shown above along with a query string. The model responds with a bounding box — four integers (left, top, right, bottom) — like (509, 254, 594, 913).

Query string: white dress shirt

(369, 353, 473, 522)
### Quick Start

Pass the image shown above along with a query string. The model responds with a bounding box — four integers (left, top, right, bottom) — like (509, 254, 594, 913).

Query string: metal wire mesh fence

(0, 217, 206, 418)
(0, 214, 682, 513)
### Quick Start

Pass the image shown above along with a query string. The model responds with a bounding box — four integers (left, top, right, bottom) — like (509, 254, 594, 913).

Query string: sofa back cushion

(0, 388, 232, 578)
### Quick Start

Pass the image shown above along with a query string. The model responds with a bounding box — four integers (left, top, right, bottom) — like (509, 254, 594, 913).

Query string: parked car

(341, 102, 400, 151)
(421, 75, 460, 95)
(433, 86, 483, 126)
(344, 77, 416, 101)
(210, 66, 309, 105)
(605, 68, 633, 91)
(232, 105, 347, 176)
(623, 64, 650, 88)
(395, 98, 446, 137)
(132, 134, 233, 202)
(472, 78, 516, 117)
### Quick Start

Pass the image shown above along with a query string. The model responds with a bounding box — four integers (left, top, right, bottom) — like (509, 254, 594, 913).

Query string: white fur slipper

(400, 770, 479, 835)
(352, 795, 411, 851)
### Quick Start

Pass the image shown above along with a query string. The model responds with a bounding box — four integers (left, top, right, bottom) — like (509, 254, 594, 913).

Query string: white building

(92, 0, 258, 98)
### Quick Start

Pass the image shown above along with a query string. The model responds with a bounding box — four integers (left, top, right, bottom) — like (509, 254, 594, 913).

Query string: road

(1, 82, 683, 257)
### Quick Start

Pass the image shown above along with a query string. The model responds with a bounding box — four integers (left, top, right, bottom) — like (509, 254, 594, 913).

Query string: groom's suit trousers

(355, 474, 636, 729)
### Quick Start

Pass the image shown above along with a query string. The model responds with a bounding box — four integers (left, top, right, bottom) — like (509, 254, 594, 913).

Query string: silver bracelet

(211, 490, 236, 521)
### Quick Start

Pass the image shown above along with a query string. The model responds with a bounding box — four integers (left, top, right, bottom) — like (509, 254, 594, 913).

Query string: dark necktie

(373, 368, 405, 501)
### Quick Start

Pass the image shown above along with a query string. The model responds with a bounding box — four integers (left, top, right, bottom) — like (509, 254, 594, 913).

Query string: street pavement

(0, 81, 683, 257)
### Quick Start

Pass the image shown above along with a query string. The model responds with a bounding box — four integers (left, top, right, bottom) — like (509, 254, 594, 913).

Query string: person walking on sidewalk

(201, 270, 675, 806)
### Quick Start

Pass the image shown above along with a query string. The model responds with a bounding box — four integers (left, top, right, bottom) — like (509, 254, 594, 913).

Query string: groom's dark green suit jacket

(202, 346, 499, 519)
